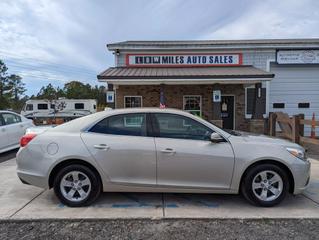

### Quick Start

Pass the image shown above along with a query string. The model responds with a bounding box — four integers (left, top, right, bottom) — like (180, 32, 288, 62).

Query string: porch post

(159, 84, 166, 108)
(211, 84, 223, 128)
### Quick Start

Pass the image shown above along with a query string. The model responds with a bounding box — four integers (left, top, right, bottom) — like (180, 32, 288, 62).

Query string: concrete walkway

(0, 158, 318, 219)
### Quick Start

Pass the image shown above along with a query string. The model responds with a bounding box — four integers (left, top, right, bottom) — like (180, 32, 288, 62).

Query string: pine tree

(7, 74, 26, 110)
(0, 60, 10, 109)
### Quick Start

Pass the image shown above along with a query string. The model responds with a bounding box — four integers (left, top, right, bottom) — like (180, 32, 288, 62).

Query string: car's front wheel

(53, 164, 101, 207)
(241, 164, 289, 207)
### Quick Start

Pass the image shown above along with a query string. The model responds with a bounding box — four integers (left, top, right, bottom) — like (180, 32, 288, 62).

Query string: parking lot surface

(0, 155, 318, 220)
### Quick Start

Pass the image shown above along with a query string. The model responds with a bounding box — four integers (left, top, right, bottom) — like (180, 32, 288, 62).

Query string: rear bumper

(17, 170, 49, 189)
(16, 146, 50, 189)
(18, 177, 30, 185)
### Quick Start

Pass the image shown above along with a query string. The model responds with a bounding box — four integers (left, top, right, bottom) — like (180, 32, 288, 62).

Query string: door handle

(161, 148, 176, 154)
(93, 144, 110, 150)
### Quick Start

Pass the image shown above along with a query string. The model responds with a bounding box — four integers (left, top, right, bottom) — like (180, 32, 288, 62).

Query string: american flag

(160, 87, 166, 108)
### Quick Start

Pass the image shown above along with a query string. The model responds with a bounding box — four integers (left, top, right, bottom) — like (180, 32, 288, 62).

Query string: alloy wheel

(60, 171, 92, 202)
(252, 170, 283, 202)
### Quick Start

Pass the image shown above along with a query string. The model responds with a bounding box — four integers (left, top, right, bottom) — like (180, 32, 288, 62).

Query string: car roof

(102, 107, 193, 115)
(50, 108, 193, 133)
(49, 107, 231, 138)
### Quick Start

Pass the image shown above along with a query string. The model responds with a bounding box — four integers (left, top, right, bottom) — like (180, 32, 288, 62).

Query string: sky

(0, 0, 319, 96)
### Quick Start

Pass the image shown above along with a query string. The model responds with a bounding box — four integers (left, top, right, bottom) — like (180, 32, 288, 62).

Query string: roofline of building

(107, 38, 319, 51)
(97, 65, 274, 80)
(97, 74, 274, 80)
(98, 78, 273, 85)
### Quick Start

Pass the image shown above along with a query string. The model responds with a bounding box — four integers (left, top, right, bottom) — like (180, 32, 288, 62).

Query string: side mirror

(210, 132, 225, 143)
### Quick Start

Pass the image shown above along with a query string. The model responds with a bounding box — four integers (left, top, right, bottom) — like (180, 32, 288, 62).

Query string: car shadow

(0, 148, 18, 163)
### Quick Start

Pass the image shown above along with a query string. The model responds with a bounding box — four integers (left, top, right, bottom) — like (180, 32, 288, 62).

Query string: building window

(298, 103, 310, 108)
(38, 103, 48, 110)
(124, 96, 142, 108)
(246, 88, 266, 115)
(273, 103, 285, 109)
(183, 95, 202, 117)
(75, 103, 85, 109)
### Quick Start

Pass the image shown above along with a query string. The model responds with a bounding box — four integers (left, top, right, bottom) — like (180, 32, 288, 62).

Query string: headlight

(286, 147, 306, 160)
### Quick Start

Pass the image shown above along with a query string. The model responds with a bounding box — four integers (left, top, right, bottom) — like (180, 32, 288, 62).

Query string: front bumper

(292, 158, 311, 194)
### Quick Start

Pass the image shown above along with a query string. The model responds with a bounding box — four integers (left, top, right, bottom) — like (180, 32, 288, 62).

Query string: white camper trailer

(21, 99, 97, 123)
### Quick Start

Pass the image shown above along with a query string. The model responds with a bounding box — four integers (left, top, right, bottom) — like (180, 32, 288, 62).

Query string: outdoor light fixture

(115, 49, 120, 56)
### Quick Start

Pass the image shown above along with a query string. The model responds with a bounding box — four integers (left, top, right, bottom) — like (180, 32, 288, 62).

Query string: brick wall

(116, 84, 249, 131)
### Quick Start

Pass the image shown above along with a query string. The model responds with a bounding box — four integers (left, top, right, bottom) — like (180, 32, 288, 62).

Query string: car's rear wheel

(241, 164, 289, 207)
(53, 164, 101, 207)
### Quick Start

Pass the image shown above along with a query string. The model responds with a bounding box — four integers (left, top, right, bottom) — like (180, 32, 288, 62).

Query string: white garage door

(269, 63, 319, 136)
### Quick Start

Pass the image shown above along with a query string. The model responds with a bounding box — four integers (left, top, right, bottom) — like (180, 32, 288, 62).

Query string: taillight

(20, 134, 37, 147)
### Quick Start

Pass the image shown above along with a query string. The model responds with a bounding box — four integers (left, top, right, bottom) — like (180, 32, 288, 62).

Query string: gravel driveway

(1, 219, 318, 240)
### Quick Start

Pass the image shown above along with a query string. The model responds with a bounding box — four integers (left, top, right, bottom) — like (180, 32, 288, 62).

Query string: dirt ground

(0, 219, 319, 240)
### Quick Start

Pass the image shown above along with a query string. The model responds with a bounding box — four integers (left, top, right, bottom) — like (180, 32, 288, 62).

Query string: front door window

(2, 113, 21, 125)
(153, 113, 212, 141)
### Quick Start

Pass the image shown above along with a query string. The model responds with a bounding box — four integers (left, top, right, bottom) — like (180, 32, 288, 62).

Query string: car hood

(233, 131, 304, 150)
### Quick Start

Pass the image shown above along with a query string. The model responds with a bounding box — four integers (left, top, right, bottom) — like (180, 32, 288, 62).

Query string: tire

(53, 164, 101, 207)
(241, 164, 289, 207)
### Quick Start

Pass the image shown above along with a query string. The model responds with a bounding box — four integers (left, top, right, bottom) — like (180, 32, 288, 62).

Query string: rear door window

(89, 113, 147, 137)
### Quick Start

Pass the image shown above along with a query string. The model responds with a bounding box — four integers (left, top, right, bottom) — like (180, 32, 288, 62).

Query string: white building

(98, 39, 319, 135)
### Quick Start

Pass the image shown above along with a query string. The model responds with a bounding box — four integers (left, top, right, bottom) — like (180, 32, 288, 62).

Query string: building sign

(126, 53, 242, 67)
(277, 50, 319, 64)
(212, 90, 221, 102)
(106, 91, 114, 103)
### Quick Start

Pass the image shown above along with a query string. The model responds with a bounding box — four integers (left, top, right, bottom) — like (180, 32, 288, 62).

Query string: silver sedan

(16, 108, 310, 207)
(0, 110, 34, 153)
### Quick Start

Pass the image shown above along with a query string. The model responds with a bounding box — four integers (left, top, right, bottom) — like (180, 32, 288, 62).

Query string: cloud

(201, 0, 319, 39)
(0, 0, 103, 69)
(0, 1, 56, 62)
(0, 0, 318, 96)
